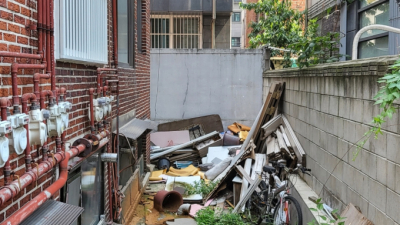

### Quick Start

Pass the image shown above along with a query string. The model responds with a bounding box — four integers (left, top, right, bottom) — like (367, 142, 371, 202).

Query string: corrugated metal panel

(308, 0, 338, 19)
(59, 0, 108, 64)
(115, 119, 157, 140)
(389, 0, 400, 55)
(20, 200, 84, 225)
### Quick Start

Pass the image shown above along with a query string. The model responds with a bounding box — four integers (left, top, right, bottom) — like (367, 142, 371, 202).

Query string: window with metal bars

(231, 37, 240, 47)
(151, 14, 202, 49)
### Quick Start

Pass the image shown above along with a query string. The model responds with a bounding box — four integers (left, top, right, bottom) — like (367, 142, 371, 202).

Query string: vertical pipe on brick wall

(33, 73, 50, 99)
(40, 90, 54, 162)
(89, 88, 95, 134)
(112, 0, 118, 66)
(42, 0, 47, 65)
(0, 98, 12, 185)
(21, 93, 38, 172)
(50, 0, 56, 94)
(38, 0, 43, 56)
(46, 0, 51, 76)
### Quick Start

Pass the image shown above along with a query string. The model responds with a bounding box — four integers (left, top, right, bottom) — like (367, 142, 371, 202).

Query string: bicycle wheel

(272, 195, 302, 225)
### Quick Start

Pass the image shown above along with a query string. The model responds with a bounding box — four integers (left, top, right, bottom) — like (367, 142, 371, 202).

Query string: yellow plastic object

(149, 170, 165, 181)
(239, 131, 249, 141)
(166, 165, 200, 177)
(198, 171, 205, 179)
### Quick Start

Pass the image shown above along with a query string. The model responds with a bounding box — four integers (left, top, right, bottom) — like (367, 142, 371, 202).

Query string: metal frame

(150, 14, 203, 49)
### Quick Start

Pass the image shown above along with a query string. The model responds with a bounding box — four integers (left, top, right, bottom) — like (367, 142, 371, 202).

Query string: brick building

(0, 0, 151, 224)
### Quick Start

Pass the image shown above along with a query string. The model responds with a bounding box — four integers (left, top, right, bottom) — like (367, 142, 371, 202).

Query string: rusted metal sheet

(157, 114, 224, 135)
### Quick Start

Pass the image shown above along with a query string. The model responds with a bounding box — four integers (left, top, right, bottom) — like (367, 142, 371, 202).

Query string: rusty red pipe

(11, 63, 46, 108)
(0, 52, 42, 60)
(89, 88, 95, 134)
(37, 0, 43, 56)
(50, 0, 56, 95)
(103, 86, 108, 96)
(33, 73, 50, 99)
(40, 90, 54, 109)
(0, 98, 12, 185)
(21, 93, 38, 172)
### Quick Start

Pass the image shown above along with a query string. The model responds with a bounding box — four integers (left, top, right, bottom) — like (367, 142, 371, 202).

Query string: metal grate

(58, 0, 108, 64)
(151, 14, 202, 49)
(20, 200, 84, 225)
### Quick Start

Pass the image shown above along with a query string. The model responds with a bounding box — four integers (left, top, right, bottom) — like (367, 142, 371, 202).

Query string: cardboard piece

(150, 131, 190, 148)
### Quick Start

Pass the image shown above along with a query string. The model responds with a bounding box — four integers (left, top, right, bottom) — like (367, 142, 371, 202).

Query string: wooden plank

(235, 164, 254, 185)
(266, 136, 275, 155)
(276, 129, 292, 158)
(251, 154, 267, 180)
(335, 203, 373, 225)
(233, 176, 262, 213)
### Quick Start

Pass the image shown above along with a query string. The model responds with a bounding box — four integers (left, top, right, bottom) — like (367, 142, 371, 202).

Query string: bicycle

(245, 161, 311, 225)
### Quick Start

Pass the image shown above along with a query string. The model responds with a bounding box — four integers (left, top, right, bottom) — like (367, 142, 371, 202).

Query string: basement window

(118, 0, 135, 67)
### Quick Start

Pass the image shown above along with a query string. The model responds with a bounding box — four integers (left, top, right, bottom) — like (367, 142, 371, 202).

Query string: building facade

(0, 0, 151, 224)
(150, 0, 233, 49)
(308, 0, 400, 59)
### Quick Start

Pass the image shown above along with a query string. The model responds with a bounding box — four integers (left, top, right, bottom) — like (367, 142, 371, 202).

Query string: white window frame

(151, 14, 203, 49)
(55, 0, 108, 65)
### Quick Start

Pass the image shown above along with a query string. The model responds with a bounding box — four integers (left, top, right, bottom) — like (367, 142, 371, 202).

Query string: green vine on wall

(355, 57, 400, 159)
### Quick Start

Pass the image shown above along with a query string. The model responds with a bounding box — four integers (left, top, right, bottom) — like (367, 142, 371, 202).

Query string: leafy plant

(308, 198, 346, 225)
(185, 179, 220, 197)
(355, 57, 400, 159)
(195, 207, 249, 225)
(240, 0, 305, 50)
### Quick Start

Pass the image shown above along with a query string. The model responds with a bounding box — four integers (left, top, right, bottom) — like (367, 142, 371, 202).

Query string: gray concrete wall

(263, 56, 400, 225)
(151, 48, 263, 129)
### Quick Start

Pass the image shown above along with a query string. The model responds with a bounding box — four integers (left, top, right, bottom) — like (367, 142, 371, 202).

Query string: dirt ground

(124, 184, 193, 225)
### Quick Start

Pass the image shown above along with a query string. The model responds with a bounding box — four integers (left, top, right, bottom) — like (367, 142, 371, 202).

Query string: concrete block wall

(263, 56, 400, 225)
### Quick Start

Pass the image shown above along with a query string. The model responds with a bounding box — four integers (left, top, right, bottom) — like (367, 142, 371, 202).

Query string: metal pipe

(21, 93, 38, 171)
(60, 87, 66, 101)
(37, 0, 43, 56)
(40, 90, 54, 109)
(0, 52, 42, 60)
(0, 141, 89, 208)
(0, 98, 12, 185)
(33, 73, 50, 99)
(45, 0, 51, 76)
(112, 0, 118, 66)
(89, 88, 95, 133)
(11, 63, 46, 109)
(42, 0, 47, 65)
(50, 0, 56, 94)
(352, 25, 400, 60)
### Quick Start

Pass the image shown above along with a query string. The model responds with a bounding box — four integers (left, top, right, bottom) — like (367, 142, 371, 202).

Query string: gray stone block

(338, 139, 349, 163)
(318, 77, 325, 95)
(369, 130, 387, 158)
(355, 76, 364, 99)
(355, 170, 369, 199)
(327, 133, 338, 156)
(368, 203, 395, 225)
(334, 116, 344, 138)
(301, 91, 307, 107)
(313, 93, 321, 111)
(386, 189, 400, 223)
(386, 132, 400, 162)
(362, 150, 377, 180)
(348, 143, 362, 170)
(376, 156, 387, 185)
(339, 97, 350, 119)
(363, 100, 374, 124)
(350, 99, 364, 123)
(329, 96, 339, 116)
(343, 119, 356, 143)
(362, 76, 372, 100)
(336, 76, 345, 97)
(342, 162, 356, 187)
(369, 178, 387, 212)
(346, 187, 369, 216)
(325, 115, 335, 136)
(321, 95, 330, 114)
(387, 160, 397, 191)
(395, 165, 400, 194)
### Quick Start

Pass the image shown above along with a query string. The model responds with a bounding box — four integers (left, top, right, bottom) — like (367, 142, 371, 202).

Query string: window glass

(359, 36, 389, 58)
(359, 2, 389, 38)
(151, 18, 170, 48)
(232, 12, 241, 22)
(231, 37, 240, 47)
(360, 0, 380, 8)
(118, 0, 128, 63)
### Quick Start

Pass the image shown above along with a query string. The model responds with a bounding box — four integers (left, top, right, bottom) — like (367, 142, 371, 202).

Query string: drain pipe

(352, 25, 400, 60)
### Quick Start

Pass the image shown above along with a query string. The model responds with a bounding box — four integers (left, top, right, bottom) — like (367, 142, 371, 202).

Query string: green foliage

(241, 0, 344, 68)
(195, 207, 249, 225)
(240, 0, 305, 50)
(308, 198, 346, 225)
(185, 179, 219, 197)
(355, 57, 400, 159)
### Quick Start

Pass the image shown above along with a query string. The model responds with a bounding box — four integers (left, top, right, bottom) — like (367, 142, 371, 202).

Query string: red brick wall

(244, 0, 306, 48)
(0, 0, 150, 222)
